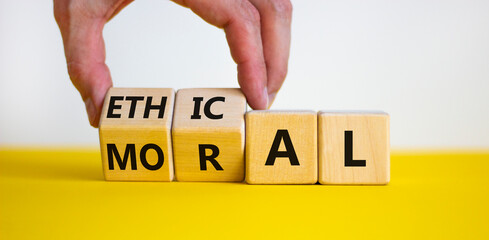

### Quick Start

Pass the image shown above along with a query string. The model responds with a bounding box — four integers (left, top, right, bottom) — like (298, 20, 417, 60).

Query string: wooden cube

(172, 88, 246, 182)
(318, 111, 390, 184)
(99, 88, 175, 181)
(245, 111, 318, 184)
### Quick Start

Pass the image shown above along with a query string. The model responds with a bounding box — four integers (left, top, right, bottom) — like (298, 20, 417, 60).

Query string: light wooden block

(245, 111, 318, 184)
(99, 88, 175, 181)
(318, 111, 390, 184)
(172, 88, 246, 182)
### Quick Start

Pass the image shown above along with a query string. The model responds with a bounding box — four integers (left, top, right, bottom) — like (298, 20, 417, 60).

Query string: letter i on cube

(172, 88, 247, 182)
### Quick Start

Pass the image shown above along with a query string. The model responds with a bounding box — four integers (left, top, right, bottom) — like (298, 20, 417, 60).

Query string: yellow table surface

(1, 148, 488, 239)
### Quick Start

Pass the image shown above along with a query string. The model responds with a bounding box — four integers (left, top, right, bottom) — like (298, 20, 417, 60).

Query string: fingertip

(262, 86, 269, 109)
(84, 97, 98, 128)
(245, 86, 268, 110)
(83, 76, 111, 128)
(267, 91, 277, 109)
(92, 82, 112, 128)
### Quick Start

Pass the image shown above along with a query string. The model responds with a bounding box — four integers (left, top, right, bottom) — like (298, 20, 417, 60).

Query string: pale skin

(54, 0, 292, 127)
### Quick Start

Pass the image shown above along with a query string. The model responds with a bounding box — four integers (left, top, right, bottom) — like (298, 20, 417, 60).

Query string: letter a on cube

(99, 88, 175, 181)
(245, 111, 318, 184)
(172, 88, 246, 182)
(318, 111, 390, 184)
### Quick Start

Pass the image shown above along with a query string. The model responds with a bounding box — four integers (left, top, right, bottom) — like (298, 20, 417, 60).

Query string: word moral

(99, 88, 390, 185)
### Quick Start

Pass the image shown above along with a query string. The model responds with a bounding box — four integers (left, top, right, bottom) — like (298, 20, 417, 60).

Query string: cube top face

(318, 110, 388, 116)
(99, 88, 175, 129)
(245, 110, 318, 184)
(248, 110, 316, 114)
(172, 88, 246, 131)
(318, 111, 390, 184)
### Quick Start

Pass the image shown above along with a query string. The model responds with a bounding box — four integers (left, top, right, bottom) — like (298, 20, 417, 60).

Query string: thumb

(68, 61, 112, 127)
(55, 6, 113, 127)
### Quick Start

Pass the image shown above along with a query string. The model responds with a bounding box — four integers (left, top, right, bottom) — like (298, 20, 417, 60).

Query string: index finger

(249, 0, 292, 107)
(172, 0, 269, 109)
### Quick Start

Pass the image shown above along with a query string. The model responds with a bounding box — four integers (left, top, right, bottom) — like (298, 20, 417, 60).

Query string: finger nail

(268, 92, 277, 109)
(263, 87, 269, 109)
(84, 98, 96, 126)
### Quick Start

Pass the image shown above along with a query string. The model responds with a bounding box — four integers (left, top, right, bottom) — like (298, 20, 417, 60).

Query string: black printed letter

(344, 131, 366, 167)
(204, 97, 225, 119)
(191, 97, 204, 119)
(265, 130, 300, 166)
(191, 97, 225, 120)
(107, 144, 137, 170)
(144, 96, 167, 118)
(107, 96, 124, 118)
(125, 96, 144, 118)
(140, 144, 164, 170)
(198, 144, 223, 170)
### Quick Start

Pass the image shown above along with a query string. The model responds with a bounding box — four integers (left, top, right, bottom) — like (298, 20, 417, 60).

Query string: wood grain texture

(99, 88, 175, 181)
(172, 88, 246, 182)
(245, 111, 318, 184)
(318, 111, 390, 184)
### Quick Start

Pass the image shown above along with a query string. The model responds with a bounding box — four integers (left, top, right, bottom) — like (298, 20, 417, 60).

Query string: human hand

(54, 0, 292, 127)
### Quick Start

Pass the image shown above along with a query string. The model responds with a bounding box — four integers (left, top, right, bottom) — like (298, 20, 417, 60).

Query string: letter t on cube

(99, 88, 175, 181)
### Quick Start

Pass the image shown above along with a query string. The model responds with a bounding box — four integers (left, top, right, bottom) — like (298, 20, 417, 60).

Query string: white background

(1, 0, 488, 148)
